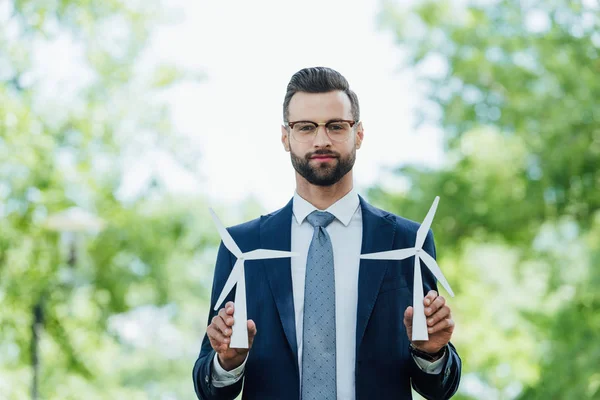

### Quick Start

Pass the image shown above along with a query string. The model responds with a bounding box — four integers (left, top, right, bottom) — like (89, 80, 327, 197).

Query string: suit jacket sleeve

(410, 230, 462, 399)
(193, 241, 244, 400)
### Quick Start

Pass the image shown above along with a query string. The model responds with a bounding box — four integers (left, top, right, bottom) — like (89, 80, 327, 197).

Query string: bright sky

(144, 0, 444, 211)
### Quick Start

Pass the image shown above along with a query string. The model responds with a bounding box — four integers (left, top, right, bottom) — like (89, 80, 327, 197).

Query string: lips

(310, 153, 338, 161)
(311, 157, 336, 163)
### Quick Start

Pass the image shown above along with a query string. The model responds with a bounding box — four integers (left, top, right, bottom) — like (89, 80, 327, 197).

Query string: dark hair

(283, 67, 360, 123)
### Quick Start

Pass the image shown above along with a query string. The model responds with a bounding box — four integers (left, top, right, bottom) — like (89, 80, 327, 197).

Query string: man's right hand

(207, 301, 257, 371)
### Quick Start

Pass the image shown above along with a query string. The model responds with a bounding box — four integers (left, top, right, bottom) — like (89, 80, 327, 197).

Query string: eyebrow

(292, 118, 349, 123)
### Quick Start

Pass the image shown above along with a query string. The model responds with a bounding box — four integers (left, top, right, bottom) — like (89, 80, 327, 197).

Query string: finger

(225, 301, 235, 315)
(218, 307, 235, 327)
(247, 319, 258, 347)
(428, 317, 455, 335)
(427, 306, 450, 327)
(247, 320, 257, 338)
(423, 290, 438, 307)
(208, 322, 230, 343)
(403, 306, 413, 326)
(207, 325, 230, 351)
(212, 315, 231, 337)
(425, 295, 446, 317)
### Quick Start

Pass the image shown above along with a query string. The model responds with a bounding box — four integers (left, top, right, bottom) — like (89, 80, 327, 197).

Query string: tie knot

(306, 210, 335, 228)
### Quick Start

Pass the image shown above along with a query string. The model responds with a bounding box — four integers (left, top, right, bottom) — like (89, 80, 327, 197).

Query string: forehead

(288, 91, 352, 121)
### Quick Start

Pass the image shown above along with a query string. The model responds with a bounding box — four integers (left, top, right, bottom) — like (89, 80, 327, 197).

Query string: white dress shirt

(291, 188, 363, 399)
(211, 189, 446, 397)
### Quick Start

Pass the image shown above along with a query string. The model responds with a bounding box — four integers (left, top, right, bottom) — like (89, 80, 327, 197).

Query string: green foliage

(0, 1, 214, 398)
(377, 0, 600, 398)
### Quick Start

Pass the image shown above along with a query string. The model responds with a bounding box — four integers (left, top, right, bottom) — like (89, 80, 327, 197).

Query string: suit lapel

(260, 199, 299, 370)
(355, 196, 396, 354)
(260, 196, 396, 372)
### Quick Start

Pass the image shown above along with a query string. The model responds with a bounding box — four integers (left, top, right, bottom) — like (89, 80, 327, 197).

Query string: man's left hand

(403, 290, 455, 354)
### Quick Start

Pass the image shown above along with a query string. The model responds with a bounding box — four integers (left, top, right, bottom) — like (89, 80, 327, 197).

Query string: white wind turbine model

(360, 196, 454, 341)
(209, 209, 298, 348)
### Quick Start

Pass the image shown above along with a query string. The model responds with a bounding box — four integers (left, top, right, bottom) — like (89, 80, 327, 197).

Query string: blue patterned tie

(302, 210, 337, 400)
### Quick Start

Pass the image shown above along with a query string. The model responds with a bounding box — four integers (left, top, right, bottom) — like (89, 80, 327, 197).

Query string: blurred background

(1, 0, 599, 399)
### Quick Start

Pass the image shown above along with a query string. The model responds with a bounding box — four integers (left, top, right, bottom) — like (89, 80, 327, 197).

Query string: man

(193, 67, 461, 399)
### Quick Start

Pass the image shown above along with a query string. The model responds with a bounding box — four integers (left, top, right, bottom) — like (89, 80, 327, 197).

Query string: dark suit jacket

(193, 196, 461, 400)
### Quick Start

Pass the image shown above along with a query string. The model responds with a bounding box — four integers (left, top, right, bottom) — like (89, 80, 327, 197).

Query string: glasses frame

(285, 119, 359, 143)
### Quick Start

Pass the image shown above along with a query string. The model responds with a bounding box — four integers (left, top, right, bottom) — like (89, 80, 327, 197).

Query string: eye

(296, 123, 316, 132)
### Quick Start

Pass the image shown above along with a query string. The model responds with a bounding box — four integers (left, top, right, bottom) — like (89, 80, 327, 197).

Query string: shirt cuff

(412, 351, 447, 374)
(211, 352, 247, 387)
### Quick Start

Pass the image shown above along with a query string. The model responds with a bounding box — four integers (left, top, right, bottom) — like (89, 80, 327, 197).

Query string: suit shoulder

(227, 216, 261, 237)
(383, 209, 436, 251)
(226, 201, 290, 236)
(385, 209, 436, 245)
(363, 201, 422, 234)
(388, 212, 422, 235)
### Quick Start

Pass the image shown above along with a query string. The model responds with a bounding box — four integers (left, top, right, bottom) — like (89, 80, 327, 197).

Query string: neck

(295, 171, 354, 210)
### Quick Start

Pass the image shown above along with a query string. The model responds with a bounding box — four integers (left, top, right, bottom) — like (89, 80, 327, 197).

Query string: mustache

(306, 150, 340, 159)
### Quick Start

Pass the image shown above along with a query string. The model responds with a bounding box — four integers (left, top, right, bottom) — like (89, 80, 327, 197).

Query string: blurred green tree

(376, 0, 600, 398)
(0, 1, 214, 399)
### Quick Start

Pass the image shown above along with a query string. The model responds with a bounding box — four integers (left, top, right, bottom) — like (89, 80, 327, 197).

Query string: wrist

(409, 343, 447, 362)
(217, 354, 243, 371)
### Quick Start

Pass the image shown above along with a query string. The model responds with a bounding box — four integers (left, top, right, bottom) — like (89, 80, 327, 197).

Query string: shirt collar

(293, 188, 360, 227)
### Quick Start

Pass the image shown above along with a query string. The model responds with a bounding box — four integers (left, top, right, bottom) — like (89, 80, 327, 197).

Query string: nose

(312, 125, 332, 147)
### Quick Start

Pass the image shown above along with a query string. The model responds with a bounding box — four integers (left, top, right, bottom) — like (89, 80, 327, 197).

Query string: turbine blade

(209, 208, 242, 258)
(244, 249, 298, 260)
(415, 196, 440, 250)
(419, 250, 455, 297)
(360, 248, 417, 260)
(213, 259, 244, 311)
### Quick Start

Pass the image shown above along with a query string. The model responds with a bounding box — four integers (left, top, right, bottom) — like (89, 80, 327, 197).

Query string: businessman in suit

(193, 67, 461, 399)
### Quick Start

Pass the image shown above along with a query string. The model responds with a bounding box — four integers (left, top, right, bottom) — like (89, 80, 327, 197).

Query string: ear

(281, 125, 290, 152)
(355, 121, 364, 149)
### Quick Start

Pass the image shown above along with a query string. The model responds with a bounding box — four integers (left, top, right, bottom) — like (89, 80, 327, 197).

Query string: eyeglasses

(286, 119, 358, 143)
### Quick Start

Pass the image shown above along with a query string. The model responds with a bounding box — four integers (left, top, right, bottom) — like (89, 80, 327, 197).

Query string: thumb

(247, 319, 258, 348)
(404, 306, 413, 327)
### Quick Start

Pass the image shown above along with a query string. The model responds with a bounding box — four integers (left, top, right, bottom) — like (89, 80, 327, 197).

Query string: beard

(290, 147, 356, 186)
